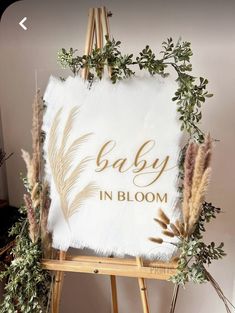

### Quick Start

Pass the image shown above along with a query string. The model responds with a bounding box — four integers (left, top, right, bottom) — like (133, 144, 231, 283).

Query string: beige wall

(0, 0, 234, 312)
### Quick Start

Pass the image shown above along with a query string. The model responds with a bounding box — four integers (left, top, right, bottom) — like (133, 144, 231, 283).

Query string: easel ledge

(42, 255, 178, 280)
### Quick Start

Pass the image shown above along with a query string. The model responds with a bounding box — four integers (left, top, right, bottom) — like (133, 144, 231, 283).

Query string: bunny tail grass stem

(169, 285, 180, 313)
(158, 208, 170, 224)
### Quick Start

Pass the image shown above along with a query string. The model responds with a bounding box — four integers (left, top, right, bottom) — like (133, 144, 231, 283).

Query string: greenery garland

(58, 37, 213, 142)
(170, 202, 225, 285)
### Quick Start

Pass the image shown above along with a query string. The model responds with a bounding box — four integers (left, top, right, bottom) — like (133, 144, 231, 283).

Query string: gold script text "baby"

(95, 140, 171, 187)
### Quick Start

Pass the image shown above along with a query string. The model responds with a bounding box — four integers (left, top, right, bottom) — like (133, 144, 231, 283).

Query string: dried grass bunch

(149, 136, 234, 313)
(183, 134, 212, 236)
(21, 90, 52, 257)
(150, 134, 212, 244)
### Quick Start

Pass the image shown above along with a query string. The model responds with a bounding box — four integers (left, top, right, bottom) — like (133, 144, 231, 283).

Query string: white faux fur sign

(43, 75, 182, 260)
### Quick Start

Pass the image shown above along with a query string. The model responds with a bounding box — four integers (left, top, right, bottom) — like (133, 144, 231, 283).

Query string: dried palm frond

(48, 106, 97, 222)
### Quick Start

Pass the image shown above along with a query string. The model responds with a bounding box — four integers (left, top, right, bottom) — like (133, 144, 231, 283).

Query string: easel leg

(136, 257, 150, 313)
(51, 251, 66, 313)
(110, 275, 119, 313)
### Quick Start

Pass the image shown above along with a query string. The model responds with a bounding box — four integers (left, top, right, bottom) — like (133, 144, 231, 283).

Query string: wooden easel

(42, 7, 178, 313)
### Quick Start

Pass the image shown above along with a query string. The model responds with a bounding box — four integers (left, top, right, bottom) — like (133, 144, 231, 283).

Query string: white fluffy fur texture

(42, 75, 182, 260)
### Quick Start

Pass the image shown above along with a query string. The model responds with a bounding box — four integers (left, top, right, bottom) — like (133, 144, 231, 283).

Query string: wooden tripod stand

(42, 7, 178, 313)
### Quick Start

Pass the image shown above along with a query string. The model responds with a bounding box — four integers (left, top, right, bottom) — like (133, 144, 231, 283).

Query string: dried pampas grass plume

(182, 142, 197, 227)
(188, 167, 212, 235)
(22, 90, 44, 189)
(21, 149, 35, 188)
(21, 90, 52, 256)
(24, 194, 39, 243)
(48, 106, 98, 222)
(182, 134, 213, 236)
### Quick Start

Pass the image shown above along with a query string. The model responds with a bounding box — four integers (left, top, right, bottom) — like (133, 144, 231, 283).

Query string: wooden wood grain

(110, 275, 119, 313)
(65, 254, 178, 269)
(51, 251, 66, 313)
(136, 257, 150, 313)
(42, 257, 177, 280)
(82, 8, 95, 80)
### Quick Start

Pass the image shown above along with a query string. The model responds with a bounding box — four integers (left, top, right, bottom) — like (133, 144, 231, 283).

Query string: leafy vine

(58, 37, 213, 142)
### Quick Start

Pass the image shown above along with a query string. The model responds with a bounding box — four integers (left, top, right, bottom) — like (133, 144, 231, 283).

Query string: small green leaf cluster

(57, 37, 213, 142)
(193, 202, 221, 239)
(0, 218, 51, 313)
(170, 202, 225, 286)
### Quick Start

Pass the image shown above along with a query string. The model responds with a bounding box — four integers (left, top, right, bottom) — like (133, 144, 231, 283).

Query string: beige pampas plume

(181, 133, 213, 236)
(182, 142, 197, 227)
(21, 90, 43, 188)
(204, 133, 213, 170)
(21, 149, 35, 188)
(191, 144, 206, 204)
(188, 167, 212, 234)
(24, 194, 39, 243)
(21, 90, 52, 254)
(31, 90, 43, 182)
(48, 106, 98, 222)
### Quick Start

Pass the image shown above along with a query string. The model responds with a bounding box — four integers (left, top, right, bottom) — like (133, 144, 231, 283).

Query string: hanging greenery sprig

(58, 37, 213, 142)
